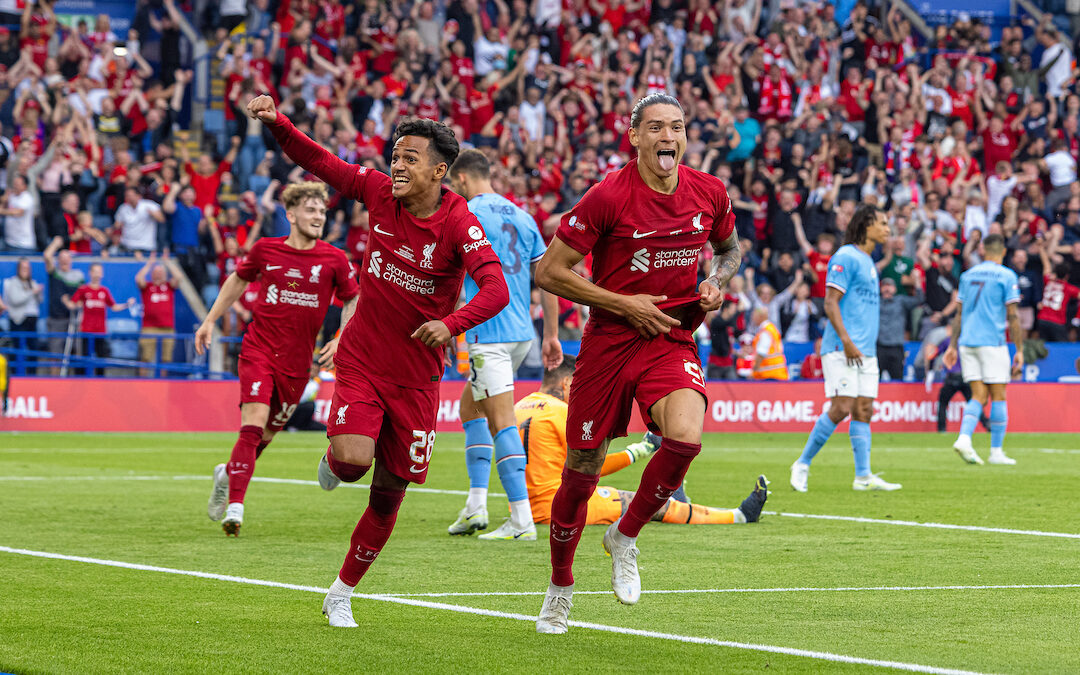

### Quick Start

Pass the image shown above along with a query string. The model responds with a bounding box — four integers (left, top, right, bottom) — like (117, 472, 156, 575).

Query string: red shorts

(565, 322, 706, 449)
(326, 368, 439, 484)
(237, 355, 308, 433)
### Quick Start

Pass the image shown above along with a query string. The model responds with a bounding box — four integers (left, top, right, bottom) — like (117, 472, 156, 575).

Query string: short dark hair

(845, 204, 882, 246)
(448, 148, 491, 180)
(983, 233, 1006, 254)
(393, 117, 460, 166)
(630, 93, 683, 129)
(542, 354, 576, 385)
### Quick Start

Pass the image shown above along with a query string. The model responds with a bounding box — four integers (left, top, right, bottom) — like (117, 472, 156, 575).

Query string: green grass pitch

(1, 431, 1077, 673)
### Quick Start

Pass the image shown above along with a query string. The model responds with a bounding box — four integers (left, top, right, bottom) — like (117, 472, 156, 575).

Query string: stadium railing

(0, 332, 240, 379)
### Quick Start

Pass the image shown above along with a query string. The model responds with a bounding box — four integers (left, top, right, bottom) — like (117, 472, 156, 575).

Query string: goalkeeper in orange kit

(517, 356, 768, 526)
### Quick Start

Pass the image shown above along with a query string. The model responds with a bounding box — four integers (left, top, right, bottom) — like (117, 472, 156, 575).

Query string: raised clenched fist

(246, 95, 278, 123)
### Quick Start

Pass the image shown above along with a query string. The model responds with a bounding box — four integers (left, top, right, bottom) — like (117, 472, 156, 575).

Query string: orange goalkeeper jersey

(516, 392, 568, 522)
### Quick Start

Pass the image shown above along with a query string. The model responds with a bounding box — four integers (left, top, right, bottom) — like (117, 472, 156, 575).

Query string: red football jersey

(72, 285, 116, 334)
(336, 169, 501, 387)
(141, 283, 175, 329)
(268, 114, 504, 387)
(236, 238, 359, 378)
(556, 158, 734, 328)
(1038, 277, 1080, 325)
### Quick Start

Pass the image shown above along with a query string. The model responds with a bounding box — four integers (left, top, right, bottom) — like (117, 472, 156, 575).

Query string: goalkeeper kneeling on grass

(509, 355, 768, 528)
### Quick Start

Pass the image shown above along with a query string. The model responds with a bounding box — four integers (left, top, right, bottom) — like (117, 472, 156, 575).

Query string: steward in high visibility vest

(750, 307, 788, 380)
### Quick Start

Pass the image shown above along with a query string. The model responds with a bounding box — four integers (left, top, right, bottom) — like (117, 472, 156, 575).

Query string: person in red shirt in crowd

(247, 94, 508, 628)
(446, 39, 475, 90)
(19, 1, 55, 71)
(796, 224, 836, 310)
(135, 252, 180, 376)
(800, 337, 825, 380)
(181, 137, 241, 212)
(65, 262, 134, 376)
(1037, 244, 1080, 342)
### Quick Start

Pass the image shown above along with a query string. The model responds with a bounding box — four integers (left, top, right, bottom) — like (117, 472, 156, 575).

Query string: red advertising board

(2, 378, 1078, 434)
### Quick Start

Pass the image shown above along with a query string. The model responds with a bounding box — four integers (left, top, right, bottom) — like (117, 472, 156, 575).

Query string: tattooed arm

(700, 230, 742, 311)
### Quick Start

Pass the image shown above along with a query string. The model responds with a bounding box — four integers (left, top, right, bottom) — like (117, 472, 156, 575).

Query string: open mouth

(393, 175, 410, 189)
(656, 149, 677, 171)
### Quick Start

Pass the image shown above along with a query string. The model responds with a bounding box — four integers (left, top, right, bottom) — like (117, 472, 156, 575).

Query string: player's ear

(628, 126, 639, 148)
(433, 161, 448, 182)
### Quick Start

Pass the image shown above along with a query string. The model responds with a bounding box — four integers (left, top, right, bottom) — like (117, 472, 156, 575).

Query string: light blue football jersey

(822, 244, 880, 358)
(958, 261, 1020, 347)
(464, 193, 547, 344)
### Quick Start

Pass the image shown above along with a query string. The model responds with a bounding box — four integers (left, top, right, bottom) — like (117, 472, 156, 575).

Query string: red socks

(549, 467, 601, 587)
(338, 487, 406, 586)
(618, 438, 701, 538)
(227, 425, 263, 504)
(254, 439, 270, 459)
(326, 446, 371, 482)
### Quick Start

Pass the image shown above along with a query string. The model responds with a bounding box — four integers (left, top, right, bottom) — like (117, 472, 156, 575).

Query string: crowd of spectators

(3, 0, 1080, 380)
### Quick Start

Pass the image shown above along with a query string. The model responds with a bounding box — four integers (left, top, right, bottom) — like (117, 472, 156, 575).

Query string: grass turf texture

(1, 431, 1077, 674)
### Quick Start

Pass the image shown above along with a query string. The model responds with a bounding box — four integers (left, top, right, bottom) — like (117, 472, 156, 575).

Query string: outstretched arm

(249, 95, 366, 201)
(195, 272, 250, 354)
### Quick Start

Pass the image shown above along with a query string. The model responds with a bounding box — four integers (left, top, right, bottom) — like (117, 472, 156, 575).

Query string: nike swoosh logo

(265, 265, 282, 271)
(374, 224, 393, 237)
(632, 230, 657, 239)
(409, 465, 426, 473)
(228, 470, 245, 476)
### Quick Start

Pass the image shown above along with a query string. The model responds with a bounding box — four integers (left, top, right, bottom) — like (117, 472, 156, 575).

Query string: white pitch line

(0, 545, 991, 675)
(763, 511, 1080, 539)
(1038, 448, 1080, 455)
(0, 474, 503, 498)
(372, 582, 1080, 598)
(6, 474, 1080, 539)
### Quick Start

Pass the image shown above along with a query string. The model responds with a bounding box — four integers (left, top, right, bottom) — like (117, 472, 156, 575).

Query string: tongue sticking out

(658, 153, 676, 171)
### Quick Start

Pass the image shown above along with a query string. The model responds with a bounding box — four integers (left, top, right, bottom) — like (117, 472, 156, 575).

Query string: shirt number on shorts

(684, 360, 706, 388)
(409, 430, 436, 466)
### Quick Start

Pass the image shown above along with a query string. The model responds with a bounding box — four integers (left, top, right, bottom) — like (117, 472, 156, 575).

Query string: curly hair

(394, 117, 460, 166)
(281, 181, 328, 210)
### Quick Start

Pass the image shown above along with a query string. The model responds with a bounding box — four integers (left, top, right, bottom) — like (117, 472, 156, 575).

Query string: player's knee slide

(368, 487, 405, 517)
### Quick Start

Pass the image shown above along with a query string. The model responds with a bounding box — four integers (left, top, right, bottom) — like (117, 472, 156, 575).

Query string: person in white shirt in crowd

(1, 175, 37, 254)
(112, 187, 165, 258)
(1038, 28, 1073, 101)
(1041, 138, 1077, 218)
(986, 161, 1018, 226)
(3, 257, 44, 371)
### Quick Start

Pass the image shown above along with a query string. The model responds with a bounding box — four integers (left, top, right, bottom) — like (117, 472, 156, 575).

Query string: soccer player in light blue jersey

(790, 205, 902, 492)
(446, 149, 563, 540)
(942, 234, 1024, 465)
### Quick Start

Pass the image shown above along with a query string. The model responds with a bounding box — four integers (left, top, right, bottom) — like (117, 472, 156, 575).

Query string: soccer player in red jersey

(195, 182, 360, 536)
(531, 93, 742, 634)
(245, 95, 509, 628)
